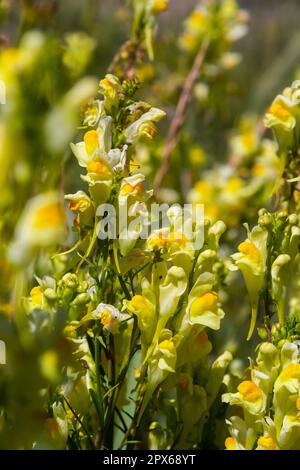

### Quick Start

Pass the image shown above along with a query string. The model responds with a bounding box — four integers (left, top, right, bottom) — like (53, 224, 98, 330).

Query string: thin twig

(63, 396, 96, 450)
(154, 38, 210, 191)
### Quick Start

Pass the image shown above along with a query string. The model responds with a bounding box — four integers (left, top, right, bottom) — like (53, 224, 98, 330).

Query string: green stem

(63, 397, 96, 450)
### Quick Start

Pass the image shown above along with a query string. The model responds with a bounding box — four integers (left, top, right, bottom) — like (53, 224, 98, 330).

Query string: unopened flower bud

(258, 208, 267, 217)
(72, 293, 91, 306)
(77, 281, 89, 293)
(43, 288, 57, 300)
(257, 327, 268, 340)
(258, 213, 272, 226)
(62, 273, 78, 289)
(288, 213, 299, 225)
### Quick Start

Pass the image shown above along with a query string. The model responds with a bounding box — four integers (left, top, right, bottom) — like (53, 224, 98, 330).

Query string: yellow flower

(189, 147, 206, 165)
(225, 436, 237, 450)
(268, 101, 292, 123)
(147, 231, 188, 251)
(30, 286, 43, 305)
(238, 241, 261, 264)
(9, 192, 66, 265)
(65, 191, 92, 213)
(232, 225, 268, 339)
(238, 380, 262, 402)
(264, 95, 296, 132)
(125, 295, 156, 351)
(84, 130, 99, 154)
(190, 292, 219, 318)
(124, 107, 165, 143)
(100, 309, 119, 332)
(159, 339, 176, 355)
(223, 379, 265, 416)
(87, 160, 112, 179)
(95, 303, 123, 334)
(278, 363, 300, 381)
(189, 10, 205, 29)
(99, 74, 120, 109)
(194, 181, 213, 198)
(226, 177, 242, 193)
(257, 435, 278, 450)
(150, 0, 169, 14)
(32, 202, 65, 230)
(120, 181, 144, 196)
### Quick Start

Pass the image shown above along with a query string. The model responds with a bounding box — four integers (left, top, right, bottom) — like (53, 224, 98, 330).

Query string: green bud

(280, 326, 287, 337)
(258, 208, 267, 217)
(271, 323, 280, 335)
(72, 293, 91, 306)
(288, 214, 299, 225)
(278, 211, 287, 220)
(278, 339, 288, 349)
(258, 214, 272, 226)
(77, 281, 89, 293)
(43, 288, 57, 300)
(62, 273, 78, 289)
(62, 287, 75, 302)
(257, 327, 268, 340)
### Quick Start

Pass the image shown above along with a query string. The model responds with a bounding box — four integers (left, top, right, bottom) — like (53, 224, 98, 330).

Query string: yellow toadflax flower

(256, 434, 278, 450)
(225, 436, 238, 450)
(149, 0, 169, 15)
(94, 303, 125, 334)
(9, 192, 66, 265)
(223, 380, 266, 416)
(124, 107, 166, 143)
(232, 225, 268, 339)
(264, 95, 296, 132)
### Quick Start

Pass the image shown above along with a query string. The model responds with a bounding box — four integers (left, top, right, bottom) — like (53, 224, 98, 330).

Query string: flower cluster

(232, 210, 300, 339)
(264, 80, 300, 190)
(18, 73, 230, 449)
(179, 0, 248, 60)
(188, 119, 279, 228)
(223, 339, 300, 450)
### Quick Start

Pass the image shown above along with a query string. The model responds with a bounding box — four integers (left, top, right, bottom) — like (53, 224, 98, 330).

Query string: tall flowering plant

(6, 74, 231, 450)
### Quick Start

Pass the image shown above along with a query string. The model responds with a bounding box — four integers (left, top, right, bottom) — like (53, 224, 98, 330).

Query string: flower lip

(237, 380, 262, 402)
(84, 130, 99, 154)
(257, 435, 277, 450)
(120, 182, 144, 196)
(268, 100, 292, 122)
(87, 160, 112, 178)
(238, 241, 261, 263)
(225, 437, 237, 450)
(190, 292, 219, 317)
(32, 202, 65, 229)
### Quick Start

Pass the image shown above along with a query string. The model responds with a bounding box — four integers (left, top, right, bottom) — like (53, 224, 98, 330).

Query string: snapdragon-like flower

(140, 329, 178, 420)
(71, 117, 127, 176)
(179, 0, 248, 54)
(264, 94, 296, 133)
(264, 81, 300, 186)
(124, 107, 166, 143)
(9, 192, 66, 265)
(232, 224, 268, 339)
(148, 0, 169, 15)
(99, 74, 120, 111)
(94, 303, 125, 334)
(223, 340, 300, 450)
